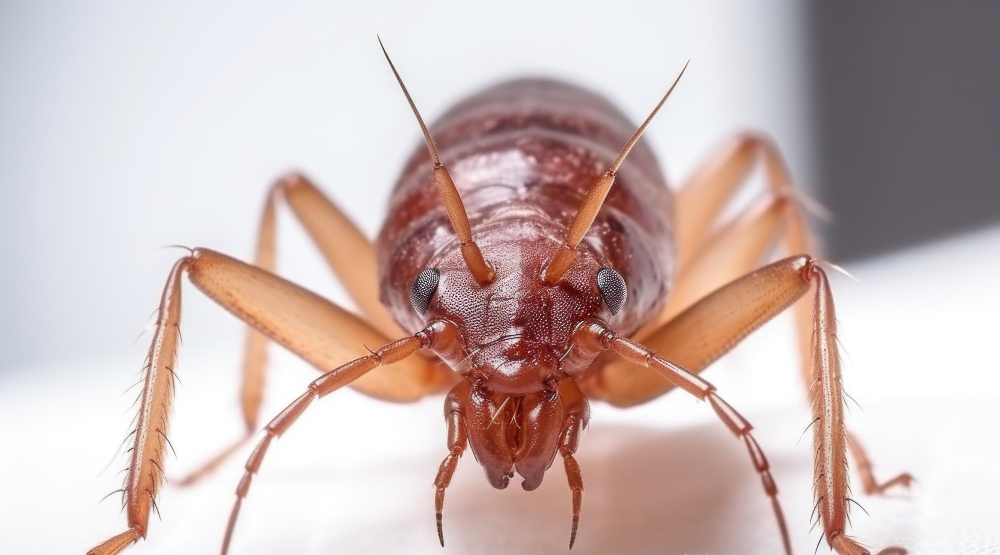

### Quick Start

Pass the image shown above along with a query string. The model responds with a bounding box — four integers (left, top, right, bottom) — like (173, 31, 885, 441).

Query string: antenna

(378, 37, 495, 285)
(543, 60, 689, 284)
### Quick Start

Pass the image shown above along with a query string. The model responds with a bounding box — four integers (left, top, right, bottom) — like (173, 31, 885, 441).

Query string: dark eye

(410, 268, 440, 314)
(596, 267, 626, 315)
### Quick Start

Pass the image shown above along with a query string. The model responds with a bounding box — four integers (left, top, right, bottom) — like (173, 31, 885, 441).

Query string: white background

(2, 2, 998, 555)
(0, 1, 813, 368)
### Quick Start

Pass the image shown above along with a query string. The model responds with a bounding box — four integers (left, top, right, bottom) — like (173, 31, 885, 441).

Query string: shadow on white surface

(326, 424, 755, 555)
(3, 226, 999, 555)
(209, 416, 915, 555)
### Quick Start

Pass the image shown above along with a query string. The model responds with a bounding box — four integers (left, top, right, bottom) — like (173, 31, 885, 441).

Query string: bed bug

(86, 39, 913, 555)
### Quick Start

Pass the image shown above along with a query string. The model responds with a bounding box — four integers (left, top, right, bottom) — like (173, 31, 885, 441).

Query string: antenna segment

(543, 60, 689, 284)
(379, 37, 495, 285)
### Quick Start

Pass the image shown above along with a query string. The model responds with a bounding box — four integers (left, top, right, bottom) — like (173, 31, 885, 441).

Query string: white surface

(2, 226, 999, 554)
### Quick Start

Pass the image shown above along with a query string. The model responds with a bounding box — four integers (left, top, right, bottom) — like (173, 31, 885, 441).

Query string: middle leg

(180, 173, 432, 484)
(241, 173, 411, 432)
(573, 318, 792, 555)
(608, 132, 910, 493)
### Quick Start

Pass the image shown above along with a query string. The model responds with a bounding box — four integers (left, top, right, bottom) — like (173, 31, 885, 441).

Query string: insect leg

(273, 173, 403, 337)
(645, 191, 799, 336)
(847, 433, 914, 495)
(178, 173, 432, 485)
(672, 133, 812, 271)
(592, 323, 792, 555)
(434, 381, 470, 547)
(653, 134, 824, 421)
(669, 135, 818, 409)
(87, 248, 437, 555)
(808, 264, 878, 555)
(633, 131, 912, 494)
(88, 260, 188, 555)
(637, 133, 814, 339)
(241, 172, 410, 423)
(595, 255, 814, 407)
(556, 379, 590, 549)
(597, 257, 906, 554)
(222, 318, 455, 555)
(220, 330, 436, 555)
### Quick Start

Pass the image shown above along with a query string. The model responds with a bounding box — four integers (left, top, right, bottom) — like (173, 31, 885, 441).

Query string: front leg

(432, 381, 470, 547)
(220, 322, 456, 555)
(578, 319, 792, 555)
(86, 248, 439, 555)
(555, 378, 590, 549)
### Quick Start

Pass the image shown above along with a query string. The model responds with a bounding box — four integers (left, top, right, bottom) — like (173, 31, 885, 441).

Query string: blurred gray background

(0, 1, 997, 371)
(810, 2, 1000, 259)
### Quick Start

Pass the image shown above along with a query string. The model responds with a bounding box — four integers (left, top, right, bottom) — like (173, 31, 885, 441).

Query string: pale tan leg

(574, 319, 792, 555)
(628, 132, 911, 494)
(87, 248, 437, 555)
(221, 332, 429, 555)
(848, 433, 915, 495)
(605, 256, 912, 492)
(669, 134, 818, 395)
(591, 256, 906, 554)
(245, 174, 406, 426)
(673, 133, 811, 269)
(610, 195, 811, 407)
(276, 174, 402, 337)
(88, 260, 188, 555)
(643, 191, 792, 336)
(595, 256, 813, 406)
(640, 132, 814, 338)
(220, 319, 460, 555)
(179, 173, 421, 485)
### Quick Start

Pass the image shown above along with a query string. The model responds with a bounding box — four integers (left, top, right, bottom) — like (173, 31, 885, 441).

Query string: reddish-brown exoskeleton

(87, 40, 912, 555)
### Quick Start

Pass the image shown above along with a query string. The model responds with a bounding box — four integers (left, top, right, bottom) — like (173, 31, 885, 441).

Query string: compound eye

(410, 268, 440, 315)
(596, 267, 626, 315)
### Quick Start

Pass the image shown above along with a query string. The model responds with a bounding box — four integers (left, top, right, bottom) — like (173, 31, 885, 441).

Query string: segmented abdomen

(377, 79, 675, 334)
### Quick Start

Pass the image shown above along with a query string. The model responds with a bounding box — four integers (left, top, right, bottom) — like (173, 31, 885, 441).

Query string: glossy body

(375, 80, 675, 491)
(379, 79, 674, 384)
(88, 53, 910, 555)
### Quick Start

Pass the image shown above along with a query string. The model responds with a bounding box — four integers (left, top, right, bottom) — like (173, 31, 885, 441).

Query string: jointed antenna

(543, 60, 689, 284)
(379, 37, 495, 285)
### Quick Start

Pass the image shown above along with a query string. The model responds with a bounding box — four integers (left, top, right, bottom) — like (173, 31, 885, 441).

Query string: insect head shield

(596, 267, 626, 315)
(410, 268, 441, 314)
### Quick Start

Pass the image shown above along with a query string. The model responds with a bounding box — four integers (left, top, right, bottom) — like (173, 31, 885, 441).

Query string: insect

(87, 39, 913, 555)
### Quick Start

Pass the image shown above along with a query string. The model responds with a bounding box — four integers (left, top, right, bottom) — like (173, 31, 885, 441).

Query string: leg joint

(274, 171, 310, 194)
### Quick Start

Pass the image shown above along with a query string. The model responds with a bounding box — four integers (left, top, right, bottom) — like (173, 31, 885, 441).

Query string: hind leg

(178, 173, 434, 484)
(615, 132, 911, 494)
(595, 255, 908, 554)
